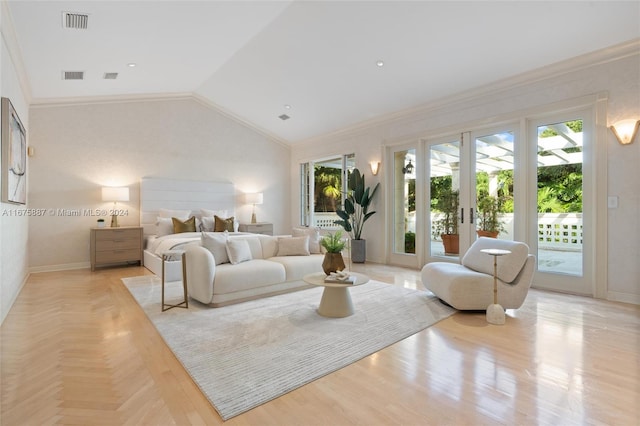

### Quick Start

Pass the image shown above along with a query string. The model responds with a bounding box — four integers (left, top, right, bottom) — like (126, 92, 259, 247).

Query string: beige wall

(291, 43, 640, 304)
(28, 97, 291, 270)
(1, 9, 30, 323)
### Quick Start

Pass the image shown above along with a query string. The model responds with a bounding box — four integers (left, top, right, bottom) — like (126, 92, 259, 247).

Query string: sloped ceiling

(7, 1, 640, 144)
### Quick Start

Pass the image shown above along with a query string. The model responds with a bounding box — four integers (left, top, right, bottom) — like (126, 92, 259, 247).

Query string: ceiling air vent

(103, 72, 118, 80)
(63, 71, 84, 80)
(278, 114, 290, 121)
(62, 12, 89, 29)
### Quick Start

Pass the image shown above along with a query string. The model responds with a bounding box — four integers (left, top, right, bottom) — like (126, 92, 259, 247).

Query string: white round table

(303, 272, 369, 318)
(480, 248, 511, 325)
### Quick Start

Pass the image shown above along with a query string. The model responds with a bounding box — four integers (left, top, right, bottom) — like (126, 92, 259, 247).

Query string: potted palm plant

(476, 195, 505, 238)
(320, 231, 346, 274)
(433, 189, 459, 254)
(334, 168, 380, 263)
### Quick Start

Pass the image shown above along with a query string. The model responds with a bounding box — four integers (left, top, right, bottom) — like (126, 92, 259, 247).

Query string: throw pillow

(156, 217, 174, 236)
(159, 208, 191, 220)
(172, 216, 196, 233)
(214, 215, 235, 232)
(226, 239, 252, 265)
(277, 236, 310, 256)
(201, 232, 229, 265)
(292, 226, 321, 253)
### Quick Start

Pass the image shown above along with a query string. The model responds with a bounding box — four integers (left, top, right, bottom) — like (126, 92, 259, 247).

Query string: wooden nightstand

(90, 226, 143, 271)
(238, 222, 273, 235)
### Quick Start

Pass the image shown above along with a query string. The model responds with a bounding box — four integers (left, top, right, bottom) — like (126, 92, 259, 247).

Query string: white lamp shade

(102, 186, 130, 202)
(245, 192, 263, 205)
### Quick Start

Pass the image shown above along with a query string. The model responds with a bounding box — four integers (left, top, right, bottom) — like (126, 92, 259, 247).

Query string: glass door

(528, 111, 593, 295)
(388, 145, 420, 268)
(426, 135, 463, 262)
(472, 128, 517, 243)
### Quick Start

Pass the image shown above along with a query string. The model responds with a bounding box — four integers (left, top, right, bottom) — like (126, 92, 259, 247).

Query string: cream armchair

(421, 237, 535, 310)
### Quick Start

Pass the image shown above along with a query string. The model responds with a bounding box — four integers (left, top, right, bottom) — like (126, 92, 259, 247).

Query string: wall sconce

(244, 192, 263, 223)
(369, 161, 380, 176)
(402, 159, 414, 175)
(610, 119, 639, 145)
(102, 186, 129, 227)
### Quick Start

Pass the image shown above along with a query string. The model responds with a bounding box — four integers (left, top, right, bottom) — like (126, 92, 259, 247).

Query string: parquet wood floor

(1, 264, 638, 425)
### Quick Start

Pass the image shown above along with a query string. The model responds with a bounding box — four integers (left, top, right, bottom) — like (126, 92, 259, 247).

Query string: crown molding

(29, 92, 194, 108)
(297, 38, 640, 146)
(1, 1, 33, 103)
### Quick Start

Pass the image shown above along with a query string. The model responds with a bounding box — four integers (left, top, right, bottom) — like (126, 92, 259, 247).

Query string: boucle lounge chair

(421, 237, 535, 310)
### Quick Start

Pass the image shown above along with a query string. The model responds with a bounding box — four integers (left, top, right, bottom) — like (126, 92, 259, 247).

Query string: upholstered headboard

(140, 177, 236, 235)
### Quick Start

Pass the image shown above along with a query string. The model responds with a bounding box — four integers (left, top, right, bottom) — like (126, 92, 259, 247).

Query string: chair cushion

(462, 237, 529, 283)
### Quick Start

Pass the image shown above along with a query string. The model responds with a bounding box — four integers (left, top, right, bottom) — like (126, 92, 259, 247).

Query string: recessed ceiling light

(284, 104, 291, 110)
(127, 63, 136, 67)
(376, 60, 384, 67)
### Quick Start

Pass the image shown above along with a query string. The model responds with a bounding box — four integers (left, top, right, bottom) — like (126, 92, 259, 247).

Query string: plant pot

(476, 230, 499, 238)
(441, 233, 459, 255)
(322, 252, 346, 275)
(351, 239, 366, 263)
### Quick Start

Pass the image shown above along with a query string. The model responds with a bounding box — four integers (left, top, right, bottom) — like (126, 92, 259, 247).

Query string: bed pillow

(214, 215, 235, 232)
(201, 209, 228, 219)
(277, 236, 310, 256)
(226, 239, 252, 265)
(200, 216, 215, 232)
(201, 232, 229, 265)
(156, 217, 174, 236)
(292, 226, 322, 254)
(159, 208, 191, 220)
(172, 217, 196, 233)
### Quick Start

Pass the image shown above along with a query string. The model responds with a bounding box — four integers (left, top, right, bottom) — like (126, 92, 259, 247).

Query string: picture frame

(1, 97, 27, 205)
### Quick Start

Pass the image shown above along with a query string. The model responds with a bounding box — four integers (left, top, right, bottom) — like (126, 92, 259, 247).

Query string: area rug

(122, 276, 455, 420)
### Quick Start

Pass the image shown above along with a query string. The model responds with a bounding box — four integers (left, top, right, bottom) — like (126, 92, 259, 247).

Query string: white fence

(313, 211, 583, 251)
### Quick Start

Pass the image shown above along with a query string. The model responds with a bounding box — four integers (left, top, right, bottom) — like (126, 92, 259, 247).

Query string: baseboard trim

(607, 291, 640, 305)
(29, 262, 90, 274)
(1, 271, 30, 325)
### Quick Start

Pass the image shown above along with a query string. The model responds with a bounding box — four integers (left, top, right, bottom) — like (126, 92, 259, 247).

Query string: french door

(424, 125, 519, 264)
(388, 103, 596, 296)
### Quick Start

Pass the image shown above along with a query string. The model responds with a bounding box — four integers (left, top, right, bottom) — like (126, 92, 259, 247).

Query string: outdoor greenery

(313, 166, 342, 212)
(320, 231, 346, 253)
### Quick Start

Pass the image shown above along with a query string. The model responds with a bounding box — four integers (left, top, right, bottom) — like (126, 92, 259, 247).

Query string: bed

(140, 177, 245, 281)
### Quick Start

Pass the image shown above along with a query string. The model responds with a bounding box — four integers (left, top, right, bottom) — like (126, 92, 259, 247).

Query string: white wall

(28, 97, 291, 270)
(291, 42, 640, 304)
(1, 5, 30, 323)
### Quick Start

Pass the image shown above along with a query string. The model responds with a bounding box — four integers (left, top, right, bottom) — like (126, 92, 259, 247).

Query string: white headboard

(140, 177, 236, 235)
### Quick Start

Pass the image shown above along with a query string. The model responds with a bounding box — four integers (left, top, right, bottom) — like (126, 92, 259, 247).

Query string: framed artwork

(1, 97, 27, 204)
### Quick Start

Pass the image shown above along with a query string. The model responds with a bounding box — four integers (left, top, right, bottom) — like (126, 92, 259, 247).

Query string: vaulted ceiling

(6, 1, 640, 144)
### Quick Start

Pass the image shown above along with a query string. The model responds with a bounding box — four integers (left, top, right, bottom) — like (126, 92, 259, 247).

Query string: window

(300, 154, 355, 228)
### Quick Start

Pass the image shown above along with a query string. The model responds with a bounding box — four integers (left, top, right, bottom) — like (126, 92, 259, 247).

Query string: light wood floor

(1, 264, 638, 425)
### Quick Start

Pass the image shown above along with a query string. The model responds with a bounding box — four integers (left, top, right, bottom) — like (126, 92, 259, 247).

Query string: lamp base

(486, 303, 505, 325)
(111, 214, 119, 228)
(251, 213, 257, 224)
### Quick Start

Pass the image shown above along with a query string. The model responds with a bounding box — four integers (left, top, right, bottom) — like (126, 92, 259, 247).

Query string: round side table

(480, 248, 511, 325)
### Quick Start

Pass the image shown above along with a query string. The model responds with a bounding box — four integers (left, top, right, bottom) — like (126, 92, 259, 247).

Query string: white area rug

(122, 276, 455, 420)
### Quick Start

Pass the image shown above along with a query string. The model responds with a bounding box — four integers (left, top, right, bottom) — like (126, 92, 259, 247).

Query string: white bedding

(146, 232, 203, 256)
(146, 232, 256, 257)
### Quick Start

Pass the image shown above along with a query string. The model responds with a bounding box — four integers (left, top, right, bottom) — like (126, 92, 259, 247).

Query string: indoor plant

(476, 195, 505, 238)
(320, 231, 346, 274)
(334, 168, 380, 263)
(433, 189, 459, 254)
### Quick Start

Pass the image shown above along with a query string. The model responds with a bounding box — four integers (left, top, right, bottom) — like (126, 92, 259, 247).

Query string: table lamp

(102, 186, 129, 227)
(245, 192, 263, 223)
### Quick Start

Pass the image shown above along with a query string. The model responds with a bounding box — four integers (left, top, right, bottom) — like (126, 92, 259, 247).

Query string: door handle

(461, 208, 464, 224)
(470, 208, 474, 224)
